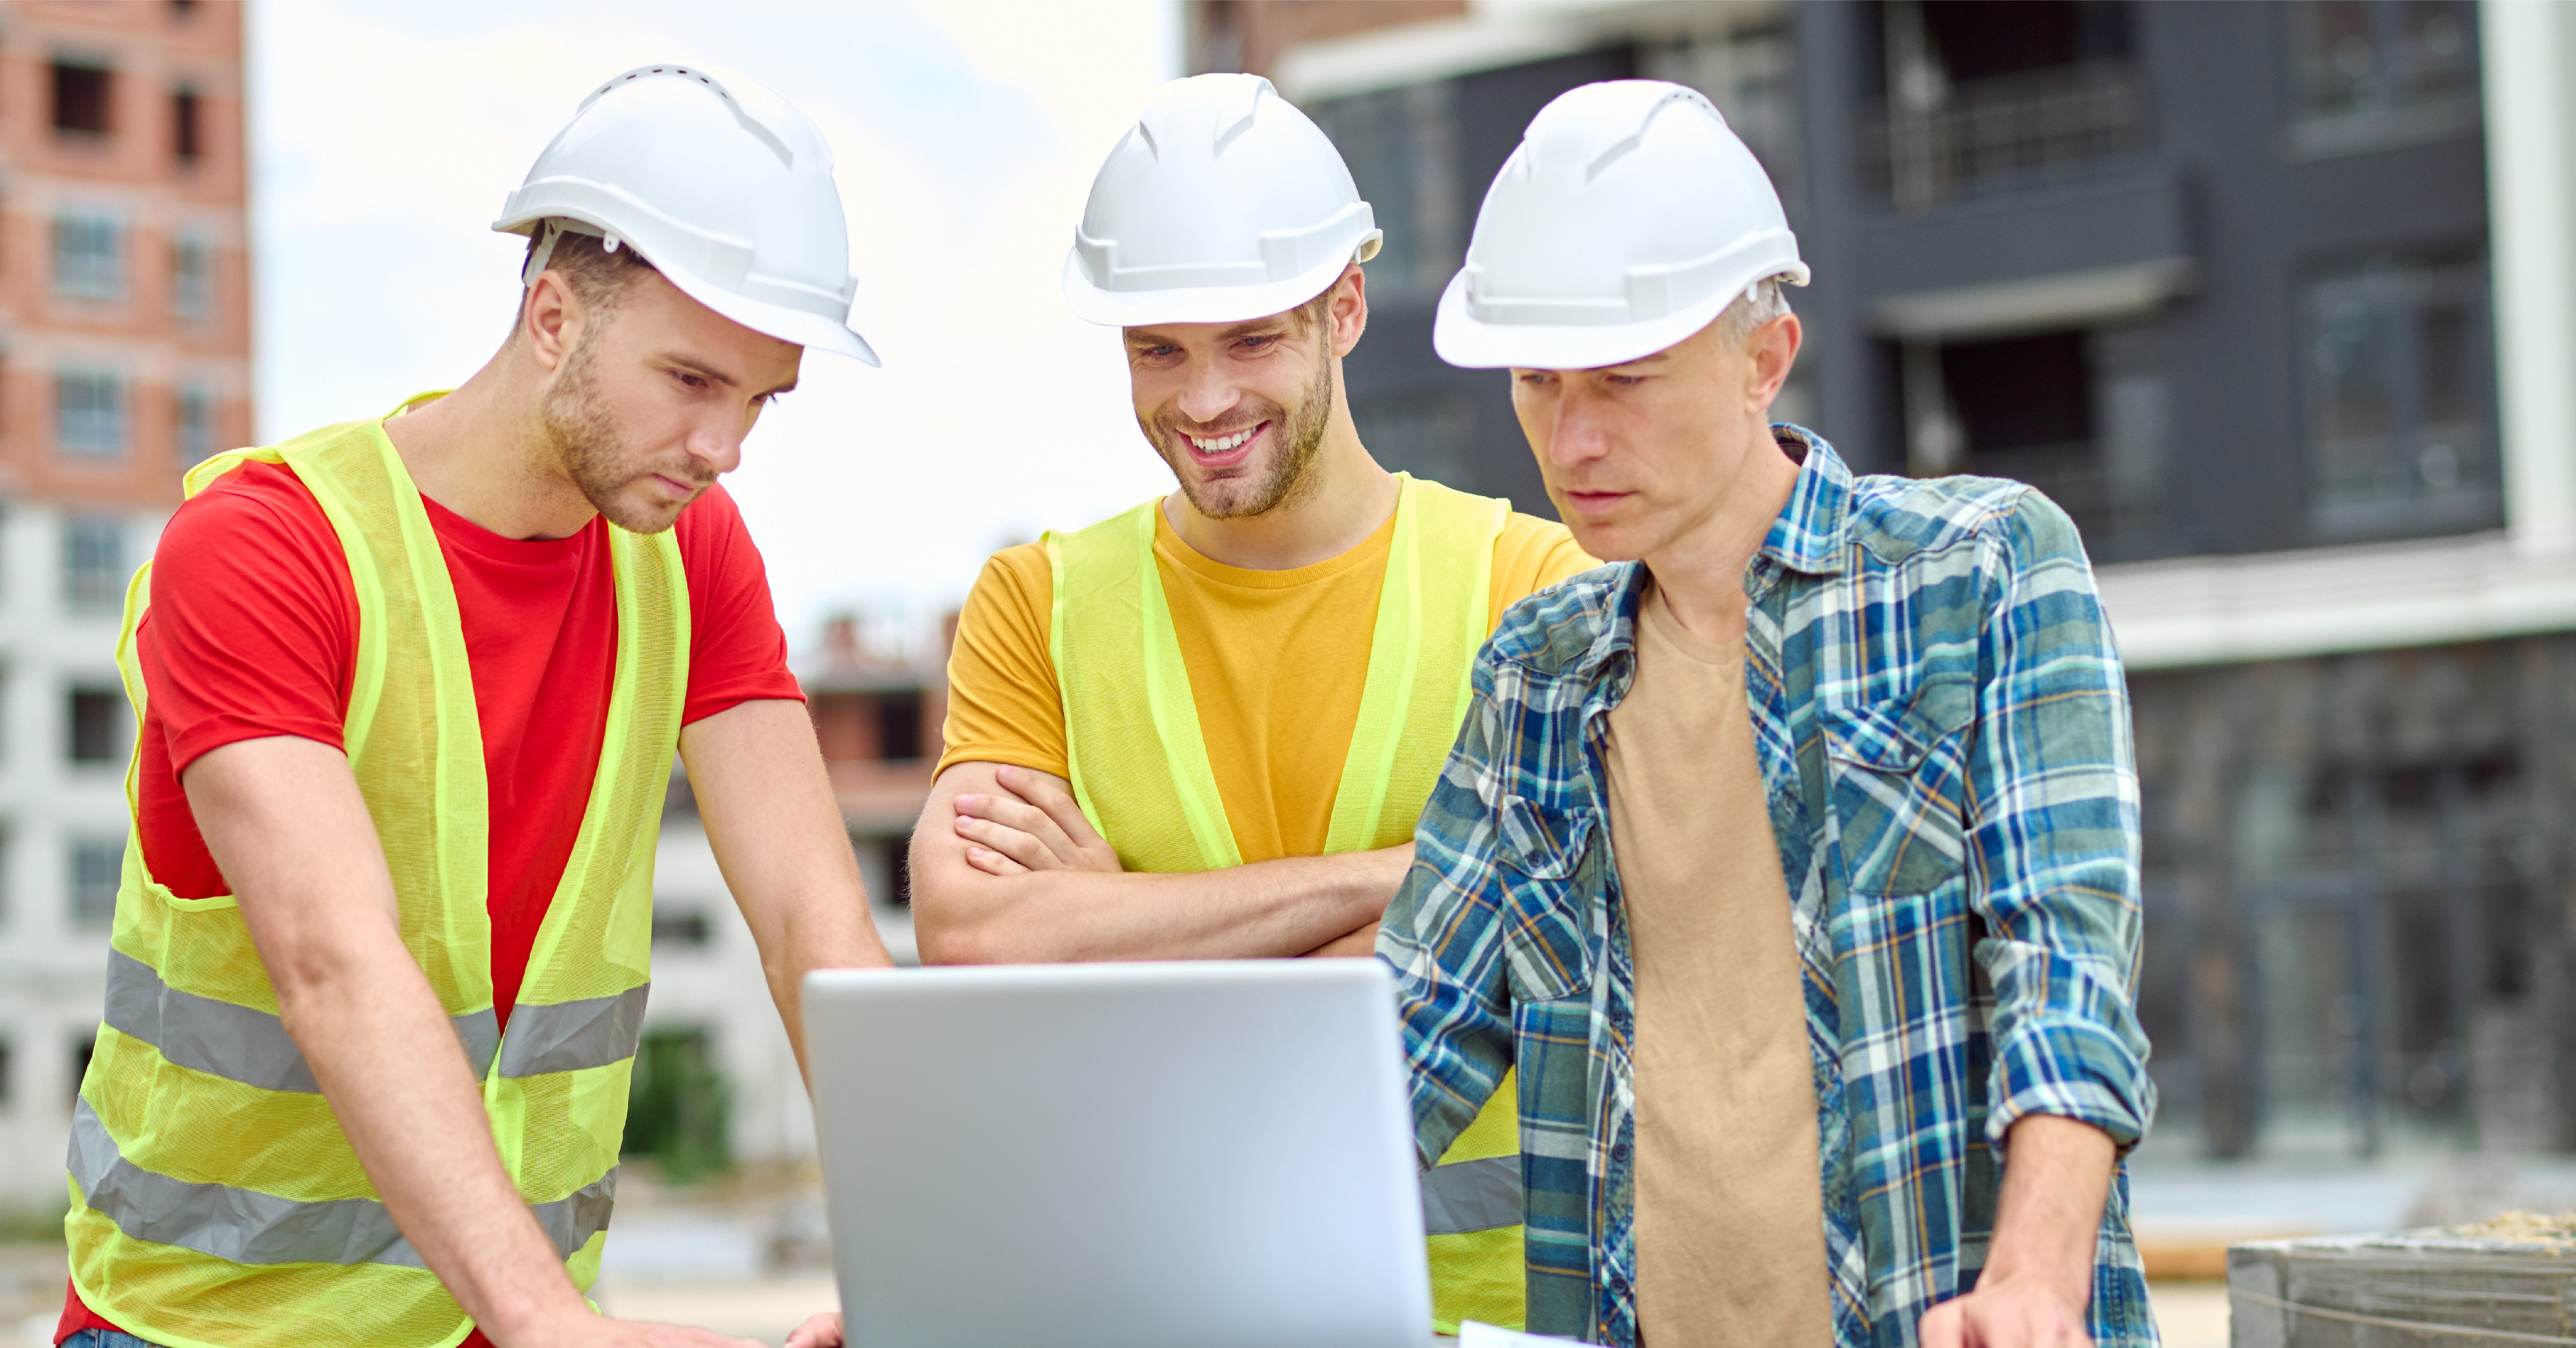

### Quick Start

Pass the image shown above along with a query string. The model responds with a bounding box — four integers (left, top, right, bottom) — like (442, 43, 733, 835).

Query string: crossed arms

(907, 760, 1405, 963)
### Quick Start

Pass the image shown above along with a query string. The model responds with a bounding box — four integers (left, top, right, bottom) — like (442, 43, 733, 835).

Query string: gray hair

(1714, 274, 1797, 348)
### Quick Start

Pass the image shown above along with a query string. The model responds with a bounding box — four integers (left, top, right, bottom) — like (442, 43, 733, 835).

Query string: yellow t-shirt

(938, 497, 1597, 863)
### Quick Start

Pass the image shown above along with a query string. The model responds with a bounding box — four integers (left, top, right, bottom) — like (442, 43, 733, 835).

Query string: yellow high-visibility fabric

(1047, 473, 1529, 1332)
(66, 398, 687, 1348)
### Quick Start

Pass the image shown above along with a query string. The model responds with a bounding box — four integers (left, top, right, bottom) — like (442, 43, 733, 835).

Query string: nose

(1174, 356, 1241, 428)
(685, 409, 745, 479)
(1548, 381, 1615, 470)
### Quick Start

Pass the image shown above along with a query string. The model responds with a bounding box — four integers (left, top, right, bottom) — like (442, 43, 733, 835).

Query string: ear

(1328, 263, 1368, 359)
(518, 270, 584, 373)
(1747, 312, 1802, 414)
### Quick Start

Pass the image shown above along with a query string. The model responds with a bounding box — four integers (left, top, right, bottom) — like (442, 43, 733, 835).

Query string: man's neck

(1643, 424, 1804, 647)
(1163, 411, 1399, 572)
(379, 358, 599, 542)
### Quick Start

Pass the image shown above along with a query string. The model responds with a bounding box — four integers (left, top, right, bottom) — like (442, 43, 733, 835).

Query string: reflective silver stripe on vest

(104, 950, 500, 1090)
(69, 1098, 616, 1267)
(1422, 1154, 1521, 1236)
(103, 950, 646, 1088)
(497, 985, 650, 1079)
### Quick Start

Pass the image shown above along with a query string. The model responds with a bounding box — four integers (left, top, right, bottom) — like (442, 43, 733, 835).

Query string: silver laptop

(803, 960, 1442, 1348)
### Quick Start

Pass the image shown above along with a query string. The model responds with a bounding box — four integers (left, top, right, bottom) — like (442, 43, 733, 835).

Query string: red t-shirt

(62, 459, 803, 1345)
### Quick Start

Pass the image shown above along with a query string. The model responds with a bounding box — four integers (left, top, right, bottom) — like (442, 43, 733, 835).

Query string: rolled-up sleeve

(1966, 489, 2157, 1149)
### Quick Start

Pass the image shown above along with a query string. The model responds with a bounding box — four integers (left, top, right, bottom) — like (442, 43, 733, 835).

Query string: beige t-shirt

(1605, 584, 1834, 1348)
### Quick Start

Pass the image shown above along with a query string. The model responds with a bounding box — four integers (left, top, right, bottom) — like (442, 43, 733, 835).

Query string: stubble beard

(1151, 344, 1335, 521)
(541, 335, 710, 535)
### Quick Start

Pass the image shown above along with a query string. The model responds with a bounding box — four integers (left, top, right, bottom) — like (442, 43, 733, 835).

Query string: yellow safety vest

(66, 402, 685, 1348)
(1047, 472, 1528, 1334)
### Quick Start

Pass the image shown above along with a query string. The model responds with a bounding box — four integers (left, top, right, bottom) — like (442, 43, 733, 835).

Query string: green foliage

(621, 1027, 733, 1184)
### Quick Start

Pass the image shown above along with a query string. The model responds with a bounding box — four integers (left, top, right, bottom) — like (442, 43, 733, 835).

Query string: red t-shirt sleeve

(674, 484, 803, 721)
(141, 460, 359, 772)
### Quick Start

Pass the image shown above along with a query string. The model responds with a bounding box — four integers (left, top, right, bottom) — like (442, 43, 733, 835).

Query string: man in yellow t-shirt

(905, 75, 1590, 1336)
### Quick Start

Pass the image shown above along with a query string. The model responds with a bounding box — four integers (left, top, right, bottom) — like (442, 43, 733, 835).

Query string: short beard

(1155, 343, 1335, 520)
(540, 332, 706, 534)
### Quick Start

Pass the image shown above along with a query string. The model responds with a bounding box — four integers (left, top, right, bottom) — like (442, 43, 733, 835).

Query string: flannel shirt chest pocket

(1821, 674, 1976, 896)
(1493, 794, 1596, 1002)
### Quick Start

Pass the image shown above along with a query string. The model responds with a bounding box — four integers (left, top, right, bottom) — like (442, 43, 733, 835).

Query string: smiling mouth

(1180, 421, 1265, 464)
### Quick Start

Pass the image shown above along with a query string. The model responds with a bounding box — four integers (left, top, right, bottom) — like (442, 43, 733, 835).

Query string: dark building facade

(1195, 0, 2576, 1161)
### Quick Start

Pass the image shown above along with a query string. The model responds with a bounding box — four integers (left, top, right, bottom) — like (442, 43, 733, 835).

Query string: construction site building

(0, 0, 251, 1208)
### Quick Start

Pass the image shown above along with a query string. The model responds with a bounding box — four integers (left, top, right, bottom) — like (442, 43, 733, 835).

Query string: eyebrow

(1125, 317, 1294, 349)
(664, 352, 796, 397)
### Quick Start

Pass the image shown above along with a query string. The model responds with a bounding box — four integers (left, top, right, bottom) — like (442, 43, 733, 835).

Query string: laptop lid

(803, 960, 1436, 1348)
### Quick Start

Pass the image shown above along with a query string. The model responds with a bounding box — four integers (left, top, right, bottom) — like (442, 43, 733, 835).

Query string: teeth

(1189, 428, 1253, 453)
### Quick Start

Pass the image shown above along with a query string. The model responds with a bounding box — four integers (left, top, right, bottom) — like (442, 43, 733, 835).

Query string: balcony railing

(1864, 59, 2154, 213)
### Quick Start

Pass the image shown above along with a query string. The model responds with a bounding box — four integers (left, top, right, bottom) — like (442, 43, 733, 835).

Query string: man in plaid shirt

(1380, 82, 2156, 1348)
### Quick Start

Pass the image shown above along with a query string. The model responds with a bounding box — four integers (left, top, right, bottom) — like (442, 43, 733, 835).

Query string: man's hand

(784, 1312, 843, 1348)
(1918, 1114, 2115, 1348)
(952, 764, 1122, 876)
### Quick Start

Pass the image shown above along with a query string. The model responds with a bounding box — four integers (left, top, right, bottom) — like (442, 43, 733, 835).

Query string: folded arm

(681, 698, 894, 1082)
(908, 759, 1408, 964)
(190, 736, 755, 1348)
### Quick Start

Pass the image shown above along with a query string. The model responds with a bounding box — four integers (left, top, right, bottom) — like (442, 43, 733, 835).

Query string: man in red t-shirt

(62, 69, 889, 1348)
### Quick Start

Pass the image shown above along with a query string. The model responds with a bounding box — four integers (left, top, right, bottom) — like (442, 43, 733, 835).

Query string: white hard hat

(495, 63, 878, 366)
(1434, 80, 1807, 370)
(1063, 73, 1382, 327)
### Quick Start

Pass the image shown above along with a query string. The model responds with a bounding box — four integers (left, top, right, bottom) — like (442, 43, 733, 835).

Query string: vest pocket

(1822, 676, 1975, 896)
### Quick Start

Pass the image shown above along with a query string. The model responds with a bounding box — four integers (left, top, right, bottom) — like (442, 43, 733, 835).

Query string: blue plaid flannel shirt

(1378, 429, 2157, 1347)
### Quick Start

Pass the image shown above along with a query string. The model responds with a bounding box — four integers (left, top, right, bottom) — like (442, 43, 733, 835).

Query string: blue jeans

(60, 1333, 165, 1348)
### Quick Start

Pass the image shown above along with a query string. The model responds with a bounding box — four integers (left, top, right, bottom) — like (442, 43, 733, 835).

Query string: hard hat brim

(1061, 247, 1361, 329)
(656, 259, 881, 367)
(1431, 262, 1810, 371)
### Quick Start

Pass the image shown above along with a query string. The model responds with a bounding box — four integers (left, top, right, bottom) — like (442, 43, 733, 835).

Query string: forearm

(913, 846, 1404, 964)
(282, 943, 586, 1340)
(1981, 1114, 2115, 1307)
(684, 701, 895, 1081)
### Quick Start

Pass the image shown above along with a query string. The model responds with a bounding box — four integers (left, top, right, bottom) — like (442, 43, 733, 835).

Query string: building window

(70, 839, 122, 927)
(62, 515, 126, 609)
(2300, 247, 2498, 541)
(173, 233, 214, 320)
(173, 86, 202, 164)
(51, 62, 112, 135)
(2290, 0, 2477, 124)
(1308, 82, 1463, 306)
(54, 215, 125, 301)
(651, 907, 713, 948)
(1867, 0, 2150, 212)
(178, 384, 217, 468)
(58, 370, 128, 459)
(876, 691, 924, 762)
(69, 687, 125, 764)
(1895, 327, 2171, 560)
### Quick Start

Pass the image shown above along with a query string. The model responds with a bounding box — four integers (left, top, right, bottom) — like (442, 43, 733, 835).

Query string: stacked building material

(2229, 1216, 2576, 1348)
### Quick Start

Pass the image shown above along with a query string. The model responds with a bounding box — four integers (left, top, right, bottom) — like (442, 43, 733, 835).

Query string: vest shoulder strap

(1049, 476, 1510, 872)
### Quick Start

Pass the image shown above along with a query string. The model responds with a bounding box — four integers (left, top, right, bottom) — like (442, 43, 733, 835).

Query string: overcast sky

(247, 0, 1181, 657)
